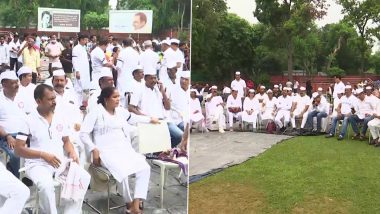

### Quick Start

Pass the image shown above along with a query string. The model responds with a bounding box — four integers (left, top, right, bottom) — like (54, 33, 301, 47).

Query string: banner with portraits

(109, 10, 153, 34)
(38, 7, 81, 32)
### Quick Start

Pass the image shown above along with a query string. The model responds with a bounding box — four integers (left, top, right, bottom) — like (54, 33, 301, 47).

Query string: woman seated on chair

(80, 86, 159, 214)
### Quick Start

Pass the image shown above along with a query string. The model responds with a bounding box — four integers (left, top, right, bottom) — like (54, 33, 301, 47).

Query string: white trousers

(291, 110, 308, 128)
(208, 106, 226, 129)
(117, 167, 150, 203)
(275, 110, 290, 128)
(228, 111, 242, 128)
(368, 118, 380, 139)
(26, 164, 83, 214)
(0, 162, 30, 214)
(242, 111, 258, 128)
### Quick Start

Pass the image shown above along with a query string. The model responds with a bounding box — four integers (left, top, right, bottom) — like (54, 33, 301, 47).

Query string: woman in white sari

(80, 86, 158, 214)
(242, 89, 260, 130)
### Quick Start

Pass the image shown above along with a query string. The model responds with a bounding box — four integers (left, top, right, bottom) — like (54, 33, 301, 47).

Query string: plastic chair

(137, 121, 183, 209)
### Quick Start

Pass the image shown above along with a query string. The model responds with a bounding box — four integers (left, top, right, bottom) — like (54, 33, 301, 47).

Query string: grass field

(189, 136, 380, 214)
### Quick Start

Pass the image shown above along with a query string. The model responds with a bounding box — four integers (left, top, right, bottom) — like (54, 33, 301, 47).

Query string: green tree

(337, 0, 380, 74)
(83, 11, 108, 33)
(254, 0, 328, 81)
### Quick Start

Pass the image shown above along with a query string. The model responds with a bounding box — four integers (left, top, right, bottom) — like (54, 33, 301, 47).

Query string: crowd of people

(190, 71, 380, 146)
(0, 31, 189, 214)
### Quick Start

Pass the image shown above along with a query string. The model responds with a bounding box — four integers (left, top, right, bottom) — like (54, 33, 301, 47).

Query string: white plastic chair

(137, 121, 183, 209)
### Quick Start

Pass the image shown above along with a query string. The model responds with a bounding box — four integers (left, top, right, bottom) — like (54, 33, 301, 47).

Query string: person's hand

(194, 110, 199, 114)
(92, 148, 101, 166)
(68, 151, 79, 164)
(42, 152, 61, 168)
(74, 123, 81, 132)
(150, 117, 160, 124)
(6, 135, 16, 150)
(75, 71, 80, 79)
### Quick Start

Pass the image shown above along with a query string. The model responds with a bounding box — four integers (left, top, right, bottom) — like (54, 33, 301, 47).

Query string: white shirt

(312, 101, 329, 113)
(0, 43, 9, 64)
(277, 95, 292, 111)
(190, 97, 202, 115)
(226, 94, 242, 110)
(294, 95, 310, 112)
(164, 48, 184, 71)
(255, 93, 268, 103)
(0, 91, 27, 133)
(140, 48, 159, 72)
(9, 39, 20, 59)
(263, 97, 278, 112)
(168, 85, 189, 125)
(356, 97, 374, 119)
(332, 96, 342, 116)
(14, 83, 37, 114)
(366, 94, 379, 110)
(18, 110, 69, 166)
(87, 89, 101, 114)
(91, 47, 107, 71)
(333, 81, 345, 99)
(231, 79, 246, 97)
(129, 85, 165, 119)
(243, 97, 260, 112)
(72, 43, 91, 89)
(116, 47, 140, 94)
(207, 96, 223, 114)
(340, 94, 358, 115)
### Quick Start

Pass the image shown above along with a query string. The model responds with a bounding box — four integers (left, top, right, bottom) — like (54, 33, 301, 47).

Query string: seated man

(0, 126, 30, 214)
(15, 84, 82, 214)
(242, 89, 260, 131)
(190, 89, 207, 132)
(226, 87, 242, 131)
(290, 87, 310, 132)
(368, 100, 380, 146)
(261, 89, 278, 121)
(326, 85, 358, 140)
(304, 95, 329, 134)
(349, 88, 374, 140)
(274, 87, 292, 132)
(205, 85, 226, 133)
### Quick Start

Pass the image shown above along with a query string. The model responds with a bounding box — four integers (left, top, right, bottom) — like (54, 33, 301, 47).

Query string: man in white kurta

(368, 101, 380, 145)
(365, 86, 379, 110)
(333, 75, 345, 100)
(242, 89, 260, 130)
(190, 89, 205, 131)
(206, 86, 226, 133)
(290, 87, 310, 130)
(230, 71, 246, 98)
(91, 40, 114, 90)
(116, 38, 140, 95)
(349, 88, 374, 140)
(168, 71, 190, 131)
(15, 84, 81, 214)
(0, 126, 29, 214)
(274, 88, 293, 132)
(164, 39, 184, 74)
(226, 88, 242, 131)
(140, 40, 159, 75)
(15, 66, 36, 114)
(72, 35, 91, 90)
(261, 89, 278, 121)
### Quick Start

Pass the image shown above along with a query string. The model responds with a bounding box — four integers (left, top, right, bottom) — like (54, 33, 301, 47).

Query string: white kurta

(261, 97, 278, 120)
(14, 83, 37, 114)
(72, 44, 91, 90)
(116, 47, 140, 95)
(242, 97, 260, 123)
(80, 105, 149, 182)
(190, 97, 204, 123)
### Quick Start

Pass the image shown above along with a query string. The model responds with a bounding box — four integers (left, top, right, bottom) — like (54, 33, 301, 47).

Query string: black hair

(135, 12, 147, 24)
(90, 35, 96, 40)
(112, 46, 119, 53)
(334, 75, 341, 80)
(78, 34, 88, 41)
(18, 73, 30, 81)
(122, 38, 133, 47)
(34, 84, 53, 100)
(97, 86, 116, 106)
(41, 11, 51, 20)
(98, 39, 108, 46)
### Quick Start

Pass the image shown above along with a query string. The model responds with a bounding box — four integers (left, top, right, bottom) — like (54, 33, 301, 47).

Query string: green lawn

(189, 136, 380, 214)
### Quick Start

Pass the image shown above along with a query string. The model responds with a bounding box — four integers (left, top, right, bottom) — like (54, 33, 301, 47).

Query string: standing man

(72, 34, 90, 104)
(333, 75, 345, 100)
(0, 35, 9, 71)
(86, 35, 97, 53)
(15, 84, 82, 214)
(231, 71, 247, 98)
(9, 34, 20, 72)
(0, 71, 26, 177)
(60, 41, 73, 79)
(140, 40, 159, 75)
(45, 34, 63, 77)
(18, 36, 40, 84)
(116, 38, 140, 96)
(91, 39, 114, 90)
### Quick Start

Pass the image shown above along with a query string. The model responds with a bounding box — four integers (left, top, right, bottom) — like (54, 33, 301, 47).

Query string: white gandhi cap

(300, 86, 306, 91)
(235, 71, 241, 75)
(318, 87, 323, 91)
(0, 71, 18, 82)
(17, 66, 33, 76)
(345, 85, 352, 89)
(99, 67, 113, 78)
(52, 69, 65, 77)
(181, 70, 190, 79)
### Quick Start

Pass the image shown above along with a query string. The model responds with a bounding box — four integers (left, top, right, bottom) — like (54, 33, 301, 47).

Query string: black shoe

(338, 135, 344, 141)
(325, 133, 334, 138)
(22, 177, 33, 187)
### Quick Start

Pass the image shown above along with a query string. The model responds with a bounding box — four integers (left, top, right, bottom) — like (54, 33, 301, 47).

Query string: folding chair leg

(107, 180, 110, 214)
(160, 165, 165, 209)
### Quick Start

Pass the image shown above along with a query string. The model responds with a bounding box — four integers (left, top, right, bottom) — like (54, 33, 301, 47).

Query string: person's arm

(159, 82, 171, 110)
(178, 123, 189, 152)
(128, 90, 145, 115)
(79, 110, 101, 166)
(62, 136, 78, 163)
(0, 126, 16, 149)
(17, 43, 27, 57)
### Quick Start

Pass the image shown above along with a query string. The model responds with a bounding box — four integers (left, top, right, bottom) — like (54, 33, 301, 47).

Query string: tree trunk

(287, 39, 294, 81)
(326, 36, 344, 72)
(180, 3, 185, 33)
